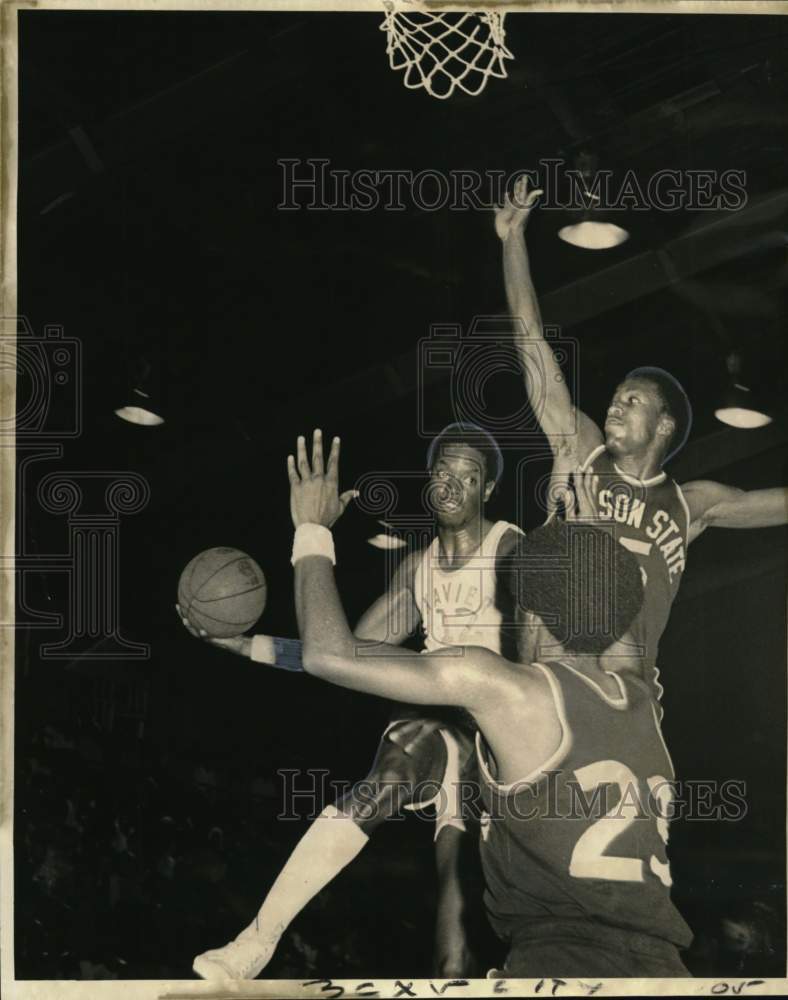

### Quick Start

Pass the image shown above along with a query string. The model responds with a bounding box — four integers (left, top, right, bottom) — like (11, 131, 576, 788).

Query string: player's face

(429, 445, 492, 527)
(604, 378, 665, 457)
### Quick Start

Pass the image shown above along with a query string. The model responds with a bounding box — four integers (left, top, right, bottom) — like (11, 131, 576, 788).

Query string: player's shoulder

(475, 654, 554, 710)
(496, 523, 525, 556)
(516, 661, 589, 723)
(676, 478, 745, 534)
(678, 478, 725, 511)
(541, 660, 648, 711)
(437, 644, 524, 707)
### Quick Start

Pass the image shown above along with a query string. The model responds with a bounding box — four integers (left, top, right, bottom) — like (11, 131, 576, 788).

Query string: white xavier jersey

(413, 521, 523, 655)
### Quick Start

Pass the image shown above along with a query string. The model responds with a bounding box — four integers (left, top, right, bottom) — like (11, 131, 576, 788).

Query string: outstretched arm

(682, 481, 788, 544)
(175, 611, 309, 671)
(245, 552, 419, 671)
(295, 552, 475, 704)
(496, 175, 602, 460)
(177, 483, 417, 667)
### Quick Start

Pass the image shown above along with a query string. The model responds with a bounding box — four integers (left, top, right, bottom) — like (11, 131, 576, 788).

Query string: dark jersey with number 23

(477, 660, 693, 953)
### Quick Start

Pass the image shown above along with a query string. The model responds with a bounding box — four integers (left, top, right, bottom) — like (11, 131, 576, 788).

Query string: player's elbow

(542, 417, 578, 459)
(301, 641, 353, 679)
(546, 432, 575, 460)
(703, 489, 747, 530)
(301, 639, 331, 677)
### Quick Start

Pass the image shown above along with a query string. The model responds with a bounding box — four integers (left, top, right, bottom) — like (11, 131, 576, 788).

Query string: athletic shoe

(192, 934, 278, 980)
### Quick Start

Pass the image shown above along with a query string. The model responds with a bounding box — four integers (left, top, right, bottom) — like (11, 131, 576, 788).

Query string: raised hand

(287, 429, 358, 529)
(494, 173, 543, 240)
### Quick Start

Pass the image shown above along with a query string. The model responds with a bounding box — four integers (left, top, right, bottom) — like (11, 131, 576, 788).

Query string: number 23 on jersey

(569, 760, 674, 887)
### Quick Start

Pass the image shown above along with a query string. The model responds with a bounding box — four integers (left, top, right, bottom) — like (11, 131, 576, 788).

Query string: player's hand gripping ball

(177, 547, 266, 638)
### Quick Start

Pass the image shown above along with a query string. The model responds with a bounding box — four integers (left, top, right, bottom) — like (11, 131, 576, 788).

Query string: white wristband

(291, 523, 336, 566)
(250, 634, 274, 663)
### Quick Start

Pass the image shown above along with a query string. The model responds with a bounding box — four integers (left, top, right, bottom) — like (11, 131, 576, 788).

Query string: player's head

(604, 368, 692, 466)
(511, 518, 644, 658)
(426, 423, 503, 528)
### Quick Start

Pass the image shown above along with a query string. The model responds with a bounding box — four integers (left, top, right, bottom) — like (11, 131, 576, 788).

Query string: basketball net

(380, 3, 513, 100)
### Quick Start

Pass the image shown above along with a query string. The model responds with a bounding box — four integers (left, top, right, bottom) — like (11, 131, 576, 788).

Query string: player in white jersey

(183, 423, 523, 980)
(495, 174, 788, 688)
(415, 517, 518, 653)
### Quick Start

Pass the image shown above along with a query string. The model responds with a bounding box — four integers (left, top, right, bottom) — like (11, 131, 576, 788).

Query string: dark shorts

(383, 705, 478, 835)
(385, 703, 475, 732)
(499, 918, 691, 979)
(384, 705, 476, 775)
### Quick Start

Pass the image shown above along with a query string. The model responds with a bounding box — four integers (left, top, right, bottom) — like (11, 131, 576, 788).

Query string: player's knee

(348, 765, 412, 822)
(371, 740, 422, 786)
(377, 763, 417, 806)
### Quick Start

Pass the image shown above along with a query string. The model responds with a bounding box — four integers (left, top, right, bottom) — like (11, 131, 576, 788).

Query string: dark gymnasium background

(13, 7, 788, 980)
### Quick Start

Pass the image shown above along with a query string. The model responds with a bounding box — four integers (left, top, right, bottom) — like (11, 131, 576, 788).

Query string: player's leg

(336, 719, 448, 833)
(434, 826, 472, 976)
(192, 720, 448, 980)
(431, 724, 478, 977)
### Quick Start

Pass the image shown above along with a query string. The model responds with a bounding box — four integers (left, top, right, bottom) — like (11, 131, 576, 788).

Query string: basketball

(178, 547, 267, 638)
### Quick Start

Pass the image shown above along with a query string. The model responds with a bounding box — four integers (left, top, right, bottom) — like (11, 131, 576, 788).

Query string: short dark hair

(427, 422, 504, 487)
(510, 519, 643, 656)
(626, 366, 692, 462)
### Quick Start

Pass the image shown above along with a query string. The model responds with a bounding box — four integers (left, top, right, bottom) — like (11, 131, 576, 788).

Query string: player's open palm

(494, 173, 543, 240)
(288, 429, 358, 529)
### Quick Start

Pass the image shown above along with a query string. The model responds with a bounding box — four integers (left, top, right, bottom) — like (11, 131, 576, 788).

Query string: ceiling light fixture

(115, 360, 165, 427)
(714, 352, 772, 429)
(558, 151, 630, 251)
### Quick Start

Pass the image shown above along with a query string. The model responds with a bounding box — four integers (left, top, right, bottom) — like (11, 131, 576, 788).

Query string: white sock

(240, 804, 369, 943)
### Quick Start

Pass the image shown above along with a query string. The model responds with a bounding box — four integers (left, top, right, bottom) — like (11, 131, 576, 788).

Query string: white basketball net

(380, 5, 513, 100)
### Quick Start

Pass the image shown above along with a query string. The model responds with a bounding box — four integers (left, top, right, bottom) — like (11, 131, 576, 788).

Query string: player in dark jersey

(495, 174, 788, 690)
(185, 424, 523, 980)
(282, 430, 693, 977)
